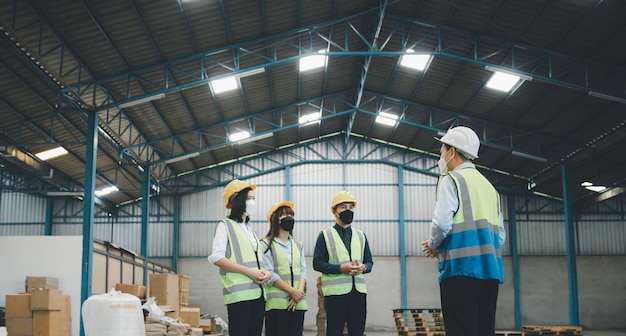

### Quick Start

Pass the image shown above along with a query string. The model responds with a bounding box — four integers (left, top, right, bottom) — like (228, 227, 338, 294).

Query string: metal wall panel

(578, 217, 626, 255)
(0, 192, 46, 224)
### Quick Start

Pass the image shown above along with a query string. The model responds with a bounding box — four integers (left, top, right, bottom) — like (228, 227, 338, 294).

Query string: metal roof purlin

(77, 13, 626, 113)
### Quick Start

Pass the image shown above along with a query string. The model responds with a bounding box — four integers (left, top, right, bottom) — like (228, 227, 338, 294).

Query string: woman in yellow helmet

(208, 179, 271, 336)
(260, 201, 307, 336)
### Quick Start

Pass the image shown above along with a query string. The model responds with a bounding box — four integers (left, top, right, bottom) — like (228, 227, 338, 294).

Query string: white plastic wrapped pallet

(81, 289, 145, 336)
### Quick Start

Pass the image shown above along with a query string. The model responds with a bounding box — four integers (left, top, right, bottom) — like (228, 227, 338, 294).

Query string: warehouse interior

(1, 0, 625, 335)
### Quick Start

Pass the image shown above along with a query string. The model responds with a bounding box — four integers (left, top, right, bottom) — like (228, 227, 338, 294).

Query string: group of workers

(208, 126, 506, 336)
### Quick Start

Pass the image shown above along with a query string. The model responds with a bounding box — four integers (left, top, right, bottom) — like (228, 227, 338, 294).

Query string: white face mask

(245, 200, 257, 217)
(438, 150, 454, 175)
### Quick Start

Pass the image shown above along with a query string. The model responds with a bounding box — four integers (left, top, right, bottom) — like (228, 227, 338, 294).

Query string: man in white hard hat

(421, 126, 506, 336)
(313, 191, 374, 336)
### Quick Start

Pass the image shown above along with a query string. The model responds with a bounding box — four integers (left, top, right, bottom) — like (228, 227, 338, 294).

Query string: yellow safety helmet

(330, 191, 357, 211)
(223, 179, 256, 209)
(267, 201, 294, 226)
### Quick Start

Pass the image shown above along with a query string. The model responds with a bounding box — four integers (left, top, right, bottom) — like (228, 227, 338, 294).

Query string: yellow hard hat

(223, 179, 256, 209)
(267, 201, 294, 226)
(330, 191, 357, 211)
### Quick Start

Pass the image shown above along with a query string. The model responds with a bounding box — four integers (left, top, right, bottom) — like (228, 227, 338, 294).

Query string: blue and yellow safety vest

(437, 169, 504, 283)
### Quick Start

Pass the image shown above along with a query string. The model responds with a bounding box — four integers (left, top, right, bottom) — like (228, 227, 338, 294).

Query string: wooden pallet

(496, 331, 524, 336)
(393, 308, 446, 335)
(523, 325, 583, 335)
(397, 332, 445, 336)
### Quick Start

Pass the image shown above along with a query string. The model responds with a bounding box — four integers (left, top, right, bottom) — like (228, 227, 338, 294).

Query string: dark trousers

(440, 276, 499, 336)
(226, 297, 265, 336)
(324, 288, 366, 336)
(265, 309, 305, 336)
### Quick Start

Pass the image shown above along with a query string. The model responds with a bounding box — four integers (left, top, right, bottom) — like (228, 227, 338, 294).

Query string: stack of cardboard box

(149, 273, 180, 318)
(5, 276, 71, 336)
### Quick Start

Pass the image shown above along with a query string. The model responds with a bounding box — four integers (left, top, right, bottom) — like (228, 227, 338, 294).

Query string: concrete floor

(301, 331, 626, 336)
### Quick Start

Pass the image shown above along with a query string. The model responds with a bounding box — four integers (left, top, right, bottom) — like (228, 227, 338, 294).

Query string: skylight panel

(486, 71, 522, 92)
(375, 111, 399, 126)
(399, 49, 431, 71)
(299, 49, 327, 72)
(35, 146, 68, 161)
(210, 76, 239, 94)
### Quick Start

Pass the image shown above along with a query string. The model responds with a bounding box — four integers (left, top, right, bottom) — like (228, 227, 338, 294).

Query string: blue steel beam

(73, 13, 626, 114)
(155, 133, 526, 200)
(0, 58, 140, 200)
(2, 1, 173, 179)
(130, 90, 561, 166)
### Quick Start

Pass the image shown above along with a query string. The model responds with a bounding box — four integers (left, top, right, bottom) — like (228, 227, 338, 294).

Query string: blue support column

(172, 194, 180, 271)
(285, 165, 291, 200)
(398, 166, 407, 309)
(507, 194, 521, 329)
(561, 164, 579, 325)
(80, 111, 98, 336)
(141, 166, 151, 286)
(44, 198, 53, 236)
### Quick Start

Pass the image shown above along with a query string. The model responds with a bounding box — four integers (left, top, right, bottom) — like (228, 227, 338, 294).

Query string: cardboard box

(6, 318, 33, 336)
(30, 289, 62, 311)
(25, 277, 58, 292)
(149, 274, 179, 314)
(179, 307, 200, 327)
(33, 311, 71, 336)
(115, 283, 146, 299)
(6, 294, 32, 319)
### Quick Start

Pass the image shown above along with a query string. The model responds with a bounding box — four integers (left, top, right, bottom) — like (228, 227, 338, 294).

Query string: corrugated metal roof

(0, 0, 624, 207)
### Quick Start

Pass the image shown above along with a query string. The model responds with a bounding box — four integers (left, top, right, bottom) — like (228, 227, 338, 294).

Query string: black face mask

(279, 216, 295, 231)
(338, 210, 354, 224)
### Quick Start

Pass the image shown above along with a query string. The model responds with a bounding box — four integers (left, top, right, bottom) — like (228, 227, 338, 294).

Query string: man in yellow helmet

(421, 126, 505, 336)
(313, 191, 374, 336)
(208, 179, 271, 336)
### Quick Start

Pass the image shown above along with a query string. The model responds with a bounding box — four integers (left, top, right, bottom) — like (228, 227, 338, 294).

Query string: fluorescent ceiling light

(399, 49, 431, 71)
(299, 112, 321, 126)
(299, 49, 327, 72)
(238, 67, 265, 78)
(375, 111, 399, 127)
(585, 185, 606, 193)
(210, 76, 239, 94)
(163, 152, 200, 164)
(95, 185, 119, 196)
(46, 191, 84, 197)
(580, 181, 593, 187)
(118, 93, 165, 109)
(35, 146, 68, 161)
(229, 131, 251, 142)
(587, 91, 626, 104)
(237, 132, 273, 145)
(511, 150, 547, 163)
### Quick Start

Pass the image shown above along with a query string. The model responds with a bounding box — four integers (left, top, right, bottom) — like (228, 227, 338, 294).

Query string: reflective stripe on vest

(320, 227, 367, 296)
(437, 169, 504, 283)
(218, 218, 264, 304)
(263, 238, 308, 311)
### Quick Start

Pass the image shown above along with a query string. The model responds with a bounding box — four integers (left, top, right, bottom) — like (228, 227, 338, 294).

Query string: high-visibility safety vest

(320, 227, 367, 296)
(261, 238, 308, 311)
(436, 168, 504, 283)
(218, 218, 265, 304)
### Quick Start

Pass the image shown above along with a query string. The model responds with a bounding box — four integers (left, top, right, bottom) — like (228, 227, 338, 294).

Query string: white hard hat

(435, 126, 480, 159)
